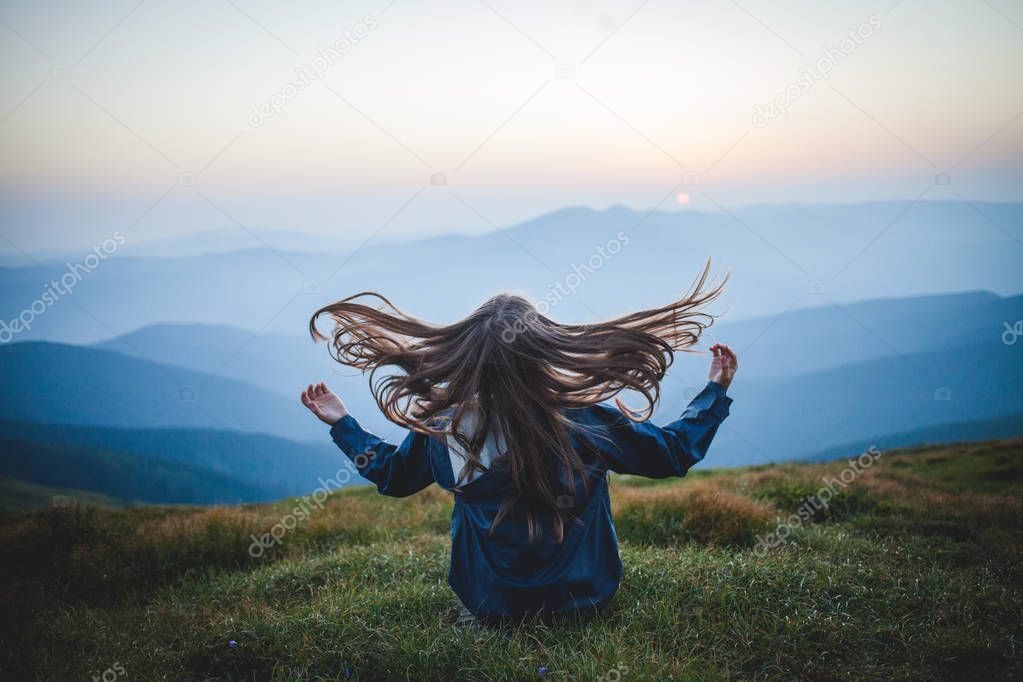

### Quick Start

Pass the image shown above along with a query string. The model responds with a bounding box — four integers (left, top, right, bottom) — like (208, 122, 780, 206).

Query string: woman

(300, 264, 737, 623)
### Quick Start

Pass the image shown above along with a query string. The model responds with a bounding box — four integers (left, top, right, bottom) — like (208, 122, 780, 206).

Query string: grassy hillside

(0, 475, 124, 515)
(0, 435, 273, 506)
(1, 439, 1021, 680)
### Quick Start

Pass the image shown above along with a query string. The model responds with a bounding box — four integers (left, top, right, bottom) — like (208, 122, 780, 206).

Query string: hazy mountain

(808, 412, 1023, 463)
(92, 323, 347, 397)
(0, 420, 359, 503)
(113, 228, 359, 260)
(0, 342, 323, 442)
(89, 323, 388, 429)
(1, 201, 1020, 345)
(697, 291, 1023, 379)
(670, 337, 1023, 467)
(3, 228, 359, 264)
(2, 291, 1020, 476)
(1, 197, 1021, 487)
(87, 290, 1023, 437)
(0, 436, 270, 505)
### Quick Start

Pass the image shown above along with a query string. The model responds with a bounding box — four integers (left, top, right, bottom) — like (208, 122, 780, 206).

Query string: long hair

(309, 260, 726, 541)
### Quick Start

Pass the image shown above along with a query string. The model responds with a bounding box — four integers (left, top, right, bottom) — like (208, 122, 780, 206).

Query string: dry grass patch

(612, 481, 774, 547)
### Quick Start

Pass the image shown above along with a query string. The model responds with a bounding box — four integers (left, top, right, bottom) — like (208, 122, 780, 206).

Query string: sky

(0, 0, 1021, 252)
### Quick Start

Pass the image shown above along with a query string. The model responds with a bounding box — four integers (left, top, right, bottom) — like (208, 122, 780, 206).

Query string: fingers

(709, 343, 738, 368)
(301, 383, 325, 411)
(718, 344, 737, 370)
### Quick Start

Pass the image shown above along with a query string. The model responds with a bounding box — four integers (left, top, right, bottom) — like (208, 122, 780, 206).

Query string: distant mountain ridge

(0, 341, 319, 441)
(0, 436, 270, 505)
(11, 290, 1012, 462)
(808, 413, 1023, 463)
(0, 419, 356, 504)
(1, 200, 1020, 344)
(699, 290, 1022, 380)
(1, 289, 1020, 472)
(682, 336, 1023, 467)
(88, 289, 1022, 403)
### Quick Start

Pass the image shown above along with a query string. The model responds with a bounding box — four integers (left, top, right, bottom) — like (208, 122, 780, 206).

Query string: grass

(1, 439, 1021, 680)
(0, 475, 124, 515)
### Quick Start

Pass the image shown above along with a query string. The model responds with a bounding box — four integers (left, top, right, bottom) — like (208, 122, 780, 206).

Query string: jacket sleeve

(593, 381, 732, 478)
(329, 414, 439, 497)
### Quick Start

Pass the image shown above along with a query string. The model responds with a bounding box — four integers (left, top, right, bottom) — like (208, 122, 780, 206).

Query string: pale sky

(1, 0, 1022, 251)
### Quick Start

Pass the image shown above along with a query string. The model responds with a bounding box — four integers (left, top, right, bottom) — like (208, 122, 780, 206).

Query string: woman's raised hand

(300, 382, 349, 425)
(707, 343, 738, 390)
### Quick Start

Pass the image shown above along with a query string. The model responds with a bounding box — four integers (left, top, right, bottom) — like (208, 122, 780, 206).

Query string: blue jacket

(328, 381, 732, 618)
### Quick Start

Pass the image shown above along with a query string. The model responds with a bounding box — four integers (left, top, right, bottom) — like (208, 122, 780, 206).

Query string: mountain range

(2, 290, 1020, 478)
(0, 201, 1020, 504)
(1, 201, 1020, 345)
(0, 419, 348, 504)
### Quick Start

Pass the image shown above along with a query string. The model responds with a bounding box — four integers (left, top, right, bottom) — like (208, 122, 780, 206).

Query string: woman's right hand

(707, 343, 738, 390)
(300, 382, 349, 425)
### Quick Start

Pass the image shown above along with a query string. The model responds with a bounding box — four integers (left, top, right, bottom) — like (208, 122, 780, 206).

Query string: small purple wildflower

(229, 640, 237, 648)
(342, 666, 352, 679)
(538, 665, 548, 676)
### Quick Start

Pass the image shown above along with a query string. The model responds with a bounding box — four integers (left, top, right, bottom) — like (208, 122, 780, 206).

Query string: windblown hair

(309, 261, 726, 541)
